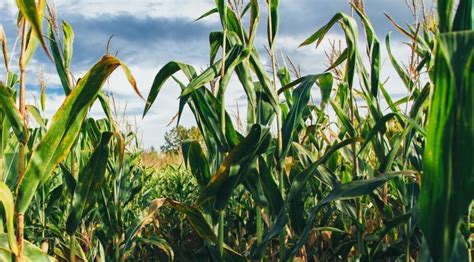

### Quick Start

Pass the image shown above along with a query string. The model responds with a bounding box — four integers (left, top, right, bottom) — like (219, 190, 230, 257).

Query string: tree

(160, 125, 202, 154)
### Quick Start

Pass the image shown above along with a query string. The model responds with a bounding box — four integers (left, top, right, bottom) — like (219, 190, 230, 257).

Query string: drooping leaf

(196, 124, 270, 206)
(0, 83, 28, 144)
(16, 55, 138, 214)
(143, 61, 196, 116)
(16, 0, 50, 57)
(150, 198, 218, 243)
(300, 13, 358, 88)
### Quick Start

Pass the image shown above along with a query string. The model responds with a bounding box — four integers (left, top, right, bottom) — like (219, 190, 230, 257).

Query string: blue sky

(0, 0, 421, 148)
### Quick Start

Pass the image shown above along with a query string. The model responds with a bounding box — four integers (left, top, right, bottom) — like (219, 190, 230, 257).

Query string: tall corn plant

(142, 0, 422, 260)
(420, 0, 473, 261)
(0, 1, 142, 260)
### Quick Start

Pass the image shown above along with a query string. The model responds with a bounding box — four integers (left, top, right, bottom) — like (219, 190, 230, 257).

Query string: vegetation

(0, 0, 472, 261)
(161, 125, 203, 154)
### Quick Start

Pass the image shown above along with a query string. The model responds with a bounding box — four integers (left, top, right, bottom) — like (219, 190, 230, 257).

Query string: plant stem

(16, 214, 23, 262)
(351, 91, 364, 256)
(69, 235, 76, 262)
(267, 2, 286, 259)
(217, 24, 228, 258)
(15, 18, 28, 262)
(17, 19, 27, 189)
(218, 210, 225, 257)
(256, 205, 263, 242)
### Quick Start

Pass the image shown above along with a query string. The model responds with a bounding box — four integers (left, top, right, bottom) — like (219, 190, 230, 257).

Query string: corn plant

(0, 1, 160, 261)
(143, 0, 472, 261)
(418, 0, 473, 261)
(0, 0, 470, 261)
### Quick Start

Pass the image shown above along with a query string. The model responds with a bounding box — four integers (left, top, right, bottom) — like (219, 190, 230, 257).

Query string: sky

(0, 0, 422, 149)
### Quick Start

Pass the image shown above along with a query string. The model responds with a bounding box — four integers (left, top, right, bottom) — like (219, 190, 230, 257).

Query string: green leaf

(16, 55, 138, 214)
(143, 61, 196, 116)
(62, 21, 74, 72)
(196, 124, 270, 207)
(248, 0, 259, 47)
(421, 31, 474, 262)
(358, 113, 397, 155)
(182, 139, 211, 186)
(49, 23, 71, 94)
(330, 99, 355, 137)
(452, 0, 473, 31)
(300, 13, 358, 88)
(215, 0, 227, 28)
(150, 198, 218, 243)
(0, 83, 28, 144)
(252, 137, 362, 259)
(280, 74, 332, 162)
(258, 156, 283, 216)
(196, 8, 218, 21)
(386, 33, 415, 91)
(26, 105, 46, 129)
(24, 28, 40, 66)
(181, 45, 248, 97)
(16, 0, 50, 57)
(0, 233, 56, 261)
(437, 0, 455, 32)
(66, 132, 113, 235)
(0, 182, 18, 255)
(352, 5, 381, 97)
(287, 138, 362, 202)
(267, 0, 279, 46)
(285, 174, 404, 260)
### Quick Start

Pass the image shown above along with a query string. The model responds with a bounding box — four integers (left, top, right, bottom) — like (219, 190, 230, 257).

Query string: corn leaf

(420, 31, 474, 262)
(66, 132, 113, 235)
(16, 55, 138, 214)
(0, 25, 9, 71)
(0, 233, 56, 261)
(280, 74, 332, 163)
(267, 0, 279, 46)
(196, 124, 270, 206)
(0, 83, 28, 144)
(300, 13, 358, 88)
(15, 0, 50, 57)
(0, 182, 18, 255)
(143, 61, 196, 116)
(62, 21, 74, 70)
(285, 174, 404, 260)
(182, 140, 211, 186)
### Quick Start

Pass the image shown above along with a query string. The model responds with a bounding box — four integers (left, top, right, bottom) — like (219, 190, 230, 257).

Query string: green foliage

(0, 0, 471, 261)
(142, 0, 473, 261)
(161, 125, 203, 154)
(420, 2, 474, 261)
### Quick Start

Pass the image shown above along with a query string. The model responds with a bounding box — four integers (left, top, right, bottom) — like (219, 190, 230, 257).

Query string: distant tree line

(160, 125, 203, 154)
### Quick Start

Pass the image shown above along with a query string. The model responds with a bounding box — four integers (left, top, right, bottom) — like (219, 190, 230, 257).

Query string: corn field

(0, 0, 472, 261)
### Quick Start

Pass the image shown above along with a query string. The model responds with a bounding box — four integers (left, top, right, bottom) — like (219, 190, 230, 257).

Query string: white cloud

(2, 0, 417, 149)
(54, 0, 217, 22)
(0, 0, 17, 22)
